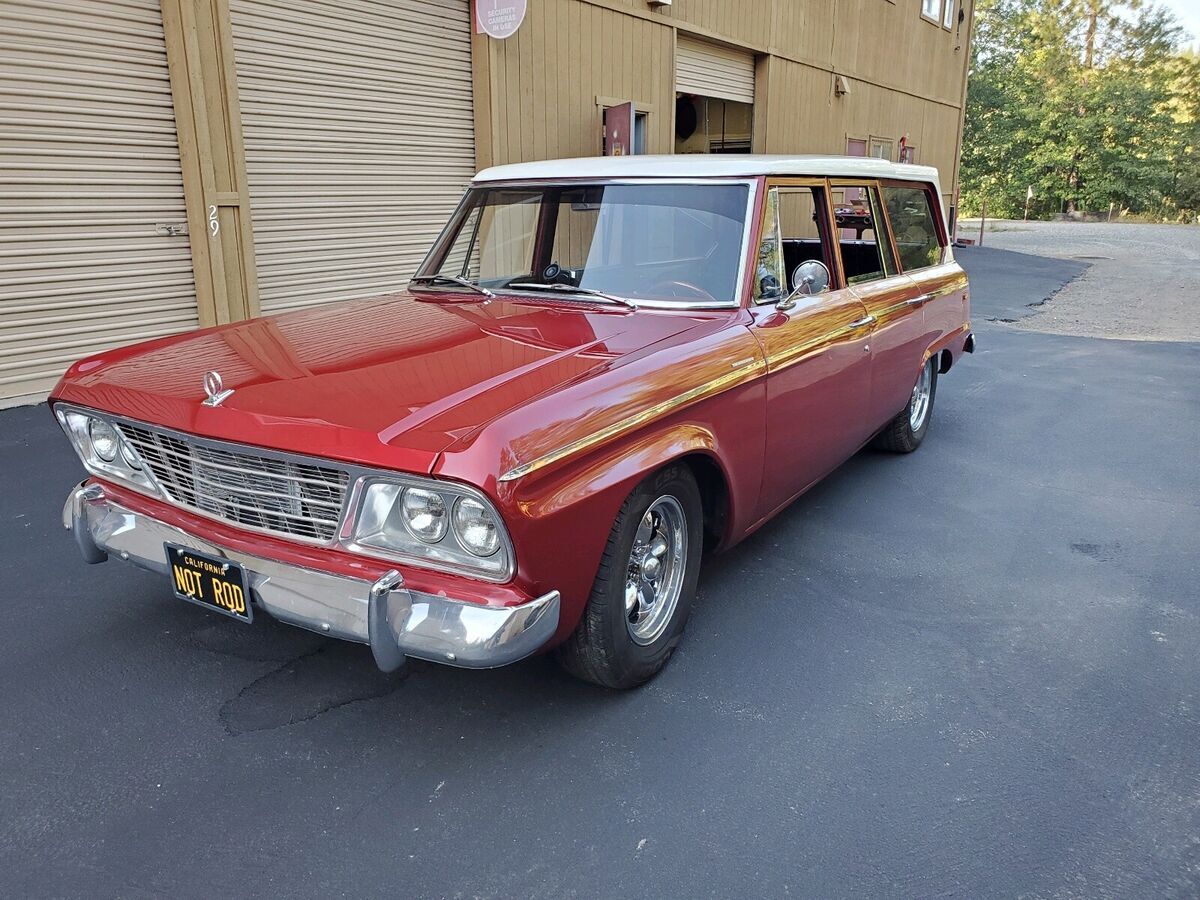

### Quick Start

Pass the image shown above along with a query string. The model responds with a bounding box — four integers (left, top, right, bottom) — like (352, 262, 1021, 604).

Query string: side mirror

(792, 260, 831, 295)
(778, 260, 830, 309)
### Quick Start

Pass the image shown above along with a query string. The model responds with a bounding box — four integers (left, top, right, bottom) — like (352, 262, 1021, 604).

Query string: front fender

(501, 407, 763, 645)
(520, 422, 721, 521)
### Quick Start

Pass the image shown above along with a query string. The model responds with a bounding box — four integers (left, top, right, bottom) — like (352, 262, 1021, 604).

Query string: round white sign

(476, 0, 527, 39)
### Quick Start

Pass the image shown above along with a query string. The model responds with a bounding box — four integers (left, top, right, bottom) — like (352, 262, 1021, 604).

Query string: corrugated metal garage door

(0, 0, 198, 403)
(676, 36, 756, 104)
(229, 0, 476, 314)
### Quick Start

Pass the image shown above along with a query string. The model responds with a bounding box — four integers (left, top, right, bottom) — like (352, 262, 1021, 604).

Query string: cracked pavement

(1, 241, 1198, 897)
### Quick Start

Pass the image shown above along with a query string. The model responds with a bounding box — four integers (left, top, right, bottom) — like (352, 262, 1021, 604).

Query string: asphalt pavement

(1, 246, 1198, 898)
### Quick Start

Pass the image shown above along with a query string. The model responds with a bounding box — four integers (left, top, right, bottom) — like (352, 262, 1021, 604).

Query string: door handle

(847, 315, 876, 329)
(906, 293, 933, 306)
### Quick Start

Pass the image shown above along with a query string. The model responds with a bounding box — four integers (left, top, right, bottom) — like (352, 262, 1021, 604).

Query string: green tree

(961, 0, 1196, 220)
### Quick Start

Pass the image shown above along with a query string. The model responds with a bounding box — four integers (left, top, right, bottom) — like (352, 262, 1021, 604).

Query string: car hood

(52, 291, 709, 474)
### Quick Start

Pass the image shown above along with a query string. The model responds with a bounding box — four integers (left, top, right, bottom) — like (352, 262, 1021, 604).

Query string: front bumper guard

(63, 482, 559, 672)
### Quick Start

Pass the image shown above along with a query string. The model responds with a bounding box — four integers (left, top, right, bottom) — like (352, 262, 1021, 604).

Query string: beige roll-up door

(230, 0, 476, 314)
(676, 36, 756, 104)
(0, 0, 198, 403)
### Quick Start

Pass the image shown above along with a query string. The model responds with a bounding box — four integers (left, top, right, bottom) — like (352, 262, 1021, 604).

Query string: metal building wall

(0, 0, 199, 403)
(229, 0, 476, 313)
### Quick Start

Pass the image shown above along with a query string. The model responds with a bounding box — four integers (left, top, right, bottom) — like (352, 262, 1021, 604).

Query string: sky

(1160, 0, 1200, 48)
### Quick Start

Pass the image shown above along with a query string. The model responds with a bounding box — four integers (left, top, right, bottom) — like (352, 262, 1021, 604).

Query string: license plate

(164, 543, 252, 623)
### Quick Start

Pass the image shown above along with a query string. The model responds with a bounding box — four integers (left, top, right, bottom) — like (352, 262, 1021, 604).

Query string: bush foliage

(962, 0, 1200, 222)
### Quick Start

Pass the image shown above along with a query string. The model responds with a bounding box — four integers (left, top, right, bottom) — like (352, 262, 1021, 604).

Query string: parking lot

(2, 239, 1198, 897)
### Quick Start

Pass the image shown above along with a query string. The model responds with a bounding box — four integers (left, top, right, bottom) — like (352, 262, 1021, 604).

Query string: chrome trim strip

(63, 483, 558, 670)
(498, 357, 767, 482)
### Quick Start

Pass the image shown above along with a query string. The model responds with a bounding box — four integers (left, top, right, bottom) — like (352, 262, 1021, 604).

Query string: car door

(747, 181, 874, 519)
(830, 180, 927, 428)
(879, 181, 968, 354)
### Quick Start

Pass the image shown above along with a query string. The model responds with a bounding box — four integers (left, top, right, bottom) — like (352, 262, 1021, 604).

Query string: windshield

(417, 181, 752, 306)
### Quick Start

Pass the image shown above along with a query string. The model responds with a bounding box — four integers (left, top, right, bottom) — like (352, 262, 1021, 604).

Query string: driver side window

(754, 186, 834, 303)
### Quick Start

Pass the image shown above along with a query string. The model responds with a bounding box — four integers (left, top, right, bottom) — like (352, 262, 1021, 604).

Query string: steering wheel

(649, 280, 717, 302)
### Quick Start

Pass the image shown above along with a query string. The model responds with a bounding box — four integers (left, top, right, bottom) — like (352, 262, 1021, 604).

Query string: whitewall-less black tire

(555, 464, 703, 689)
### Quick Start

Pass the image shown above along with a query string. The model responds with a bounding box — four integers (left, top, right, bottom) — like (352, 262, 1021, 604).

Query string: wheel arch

(510, 421, 740, 557)
(672, 451, 731, 554)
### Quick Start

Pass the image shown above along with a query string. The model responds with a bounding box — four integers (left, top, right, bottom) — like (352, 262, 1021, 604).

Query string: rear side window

(830, 185, 892, 286)
(882, 187, 944, 271)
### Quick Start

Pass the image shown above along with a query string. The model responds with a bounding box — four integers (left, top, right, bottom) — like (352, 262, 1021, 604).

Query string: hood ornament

(202, 370, 234, 407)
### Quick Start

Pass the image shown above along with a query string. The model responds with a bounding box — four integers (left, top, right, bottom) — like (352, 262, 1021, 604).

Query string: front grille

(119, 423, 349, 543)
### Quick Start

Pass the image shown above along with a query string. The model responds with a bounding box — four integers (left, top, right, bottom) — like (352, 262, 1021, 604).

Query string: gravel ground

(957, 220, 1200, 341)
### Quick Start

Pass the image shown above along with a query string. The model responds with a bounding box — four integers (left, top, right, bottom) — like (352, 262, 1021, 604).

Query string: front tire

(872, 356, 938, 453)
(556, 464, 703, 689)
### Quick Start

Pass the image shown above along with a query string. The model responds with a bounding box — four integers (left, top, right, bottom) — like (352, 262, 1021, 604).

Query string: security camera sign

(475, 0, 526, 39)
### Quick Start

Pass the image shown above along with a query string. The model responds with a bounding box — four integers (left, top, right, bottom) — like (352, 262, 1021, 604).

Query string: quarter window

(882, 186, 944, 271)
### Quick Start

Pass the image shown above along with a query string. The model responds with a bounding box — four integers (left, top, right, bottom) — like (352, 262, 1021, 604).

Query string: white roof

(474, 154, 942, 191)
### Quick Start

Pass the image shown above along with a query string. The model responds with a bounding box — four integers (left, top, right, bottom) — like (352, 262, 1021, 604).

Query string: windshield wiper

(506, 282, 638, 310)
(409, 274, 495, 299)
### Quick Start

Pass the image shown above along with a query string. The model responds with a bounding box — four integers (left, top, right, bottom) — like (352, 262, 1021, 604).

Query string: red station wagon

(56, 155, 973, 688)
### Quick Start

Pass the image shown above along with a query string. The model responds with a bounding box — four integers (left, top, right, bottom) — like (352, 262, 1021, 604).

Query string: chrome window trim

(54, 403, 515, 582)
(413, 177, 760, 311)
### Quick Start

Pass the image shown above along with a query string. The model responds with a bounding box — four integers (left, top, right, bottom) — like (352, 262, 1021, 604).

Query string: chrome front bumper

(63, 482, 559, 671)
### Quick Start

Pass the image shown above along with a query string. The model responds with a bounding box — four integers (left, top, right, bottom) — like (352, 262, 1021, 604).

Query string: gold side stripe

(498, 358, 768, 482)
(767, 321, 867, 373)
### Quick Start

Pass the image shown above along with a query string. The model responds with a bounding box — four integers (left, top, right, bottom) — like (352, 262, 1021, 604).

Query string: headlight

(348, 476, 512, 580)
(453, 497, 500, 556)
(88, 419, 119, 462)
(54, 405, 158, 496)
(400, 488, 447, 543)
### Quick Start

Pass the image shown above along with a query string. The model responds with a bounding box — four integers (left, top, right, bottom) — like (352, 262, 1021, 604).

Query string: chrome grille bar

(134, 439, 346, 489)
(118, 423, 349, 543)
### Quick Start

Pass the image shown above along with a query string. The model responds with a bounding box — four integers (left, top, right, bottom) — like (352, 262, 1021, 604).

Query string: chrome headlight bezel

(54, 404, 160, 497)
(340, 474, 515, 583)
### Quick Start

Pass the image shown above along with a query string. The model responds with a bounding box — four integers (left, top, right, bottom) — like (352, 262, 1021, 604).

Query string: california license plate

(165, 543, 252, 623)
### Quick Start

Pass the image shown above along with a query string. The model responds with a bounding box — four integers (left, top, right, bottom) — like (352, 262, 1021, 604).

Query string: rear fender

(922, 324, 972, 376)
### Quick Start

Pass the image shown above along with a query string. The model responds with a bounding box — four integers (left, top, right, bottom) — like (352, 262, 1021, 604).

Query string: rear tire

(872, 356, 938, 453)
(556, 464, 703, 689)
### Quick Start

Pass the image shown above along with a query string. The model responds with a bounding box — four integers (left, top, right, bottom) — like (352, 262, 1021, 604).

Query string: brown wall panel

(477, 0, 973, 195)
(477, 0, 674, 167)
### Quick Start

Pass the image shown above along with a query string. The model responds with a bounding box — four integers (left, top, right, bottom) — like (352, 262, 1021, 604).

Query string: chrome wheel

(909, 359, 934, 431)
(625, 495, 687, 646)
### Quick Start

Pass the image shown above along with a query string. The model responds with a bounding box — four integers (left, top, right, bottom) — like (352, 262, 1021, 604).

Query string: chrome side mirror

(792, 260, 830, 295)
(777, 260, 831, 310)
